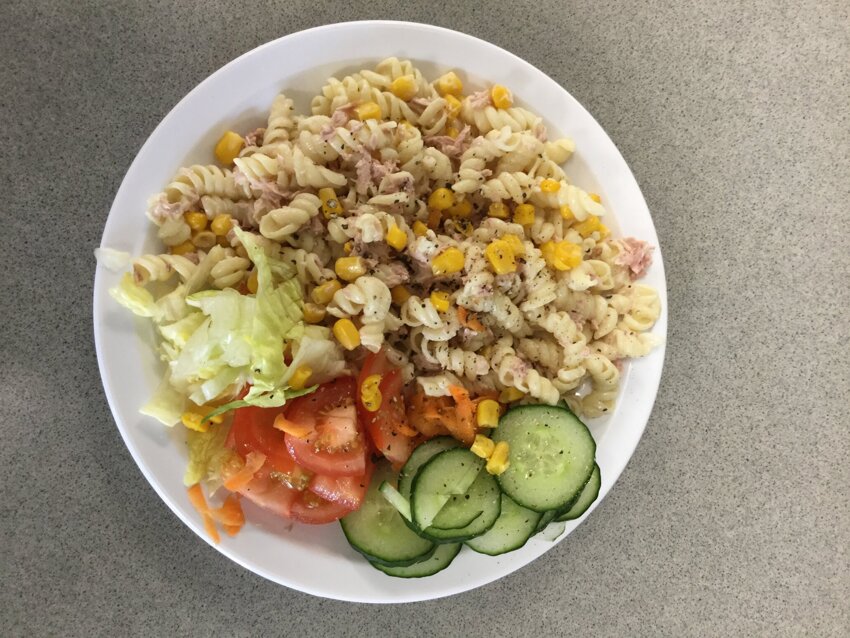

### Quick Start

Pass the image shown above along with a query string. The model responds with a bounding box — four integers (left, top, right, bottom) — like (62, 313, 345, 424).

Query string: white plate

(94, 20, 667, 603)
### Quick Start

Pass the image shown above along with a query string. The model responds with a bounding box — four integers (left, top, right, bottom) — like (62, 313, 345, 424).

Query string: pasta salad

(106, 58, 661, 576)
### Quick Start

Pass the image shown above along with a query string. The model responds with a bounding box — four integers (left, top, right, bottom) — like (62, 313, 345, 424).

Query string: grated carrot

(273, 413, 313, 438)
(187, 484, 221, 544)
(457, 307, 485, 332)
(447, 385, 477, 445)
(209, 493, 245, 530)
(222, 451, 266, 492)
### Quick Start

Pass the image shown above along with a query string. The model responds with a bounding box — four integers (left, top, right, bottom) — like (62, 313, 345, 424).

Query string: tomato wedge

(285, 435, 366, 477)
(289, 493, 357, 524)
(235, 465, 299, 519)
(283, 377, 367, 477)
(357, 350, 416, 466)
(308, 456, 374, 510)
(228, 403, 307, 478)
(226, 400, 312, 518)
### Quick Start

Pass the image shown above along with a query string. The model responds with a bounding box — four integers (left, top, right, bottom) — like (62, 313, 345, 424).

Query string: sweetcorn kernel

(501, 234, 526, 256)
(214, 130, 244, 166)
(485, 239, 517, 274)
(181, 411, 209, 433)
(335, 256, 367, 282)
(486, 441, 511, 475)
(513, 203, 536, 226)
(435, 71, 463, 96)
(413, 220, 429, 237)
(490, 84, 513, 109)
(318, 187, 341, 218)
(288, 366, 313, 390)
(574, 215, 602, 238)
(476, 399, 501, 428)
(597, 223, 611, 239)
(542, 241, 583, 271)
(389, 75, 418, 101)
(385, 223, 408, 251)
(360, 374, 383, 412)
(447, 198, 472, 218)
(355, 101, 382, 121)
(431, 247, 465, 275)
(184, 211, 208, 231)
(430, 291, 451, 313)
(391, 285, 412, 306)
(555, 241, 583, 269)
(303, 302, 326, 324)
(311, 279, 342, 304)
(499, 387, 525, 403)
(488, 202, 510, 219)
(210, 214, 233, 236)
(333, 319, 361, 350)
(540, 178, 561, 193)
(428, 187, 455, 211)
(471, 434, 496, 459)
(247, 269, 259, 293)
(444, 94, 462, 118)
(170, 240, 195, 256)
(559, 204, 575, 222)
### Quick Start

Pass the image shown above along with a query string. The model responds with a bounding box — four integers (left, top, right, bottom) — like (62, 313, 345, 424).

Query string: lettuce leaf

(287, 325, 348, 386)
(233, 228, 304, 405)
(109, 273, 161, 319)
(183, 421, 235, 488)
(94, 247, 131, 271)
(139, 370, 187, 426)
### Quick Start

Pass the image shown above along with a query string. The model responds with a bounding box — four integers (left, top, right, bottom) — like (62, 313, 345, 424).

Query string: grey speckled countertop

(3, 1, 848, 636)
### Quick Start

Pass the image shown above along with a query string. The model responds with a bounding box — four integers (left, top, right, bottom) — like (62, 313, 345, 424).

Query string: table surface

(3, 1, 848, 636)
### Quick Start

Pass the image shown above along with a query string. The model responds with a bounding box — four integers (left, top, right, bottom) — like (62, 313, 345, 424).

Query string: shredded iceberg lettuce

(110, 228, 318, 427)
(110, 273, 161, 319)
(184, 421, 236, 488)
(140, 370, 187, 426)
(94, 247, 131, 271)
(288, 326, 348, 386)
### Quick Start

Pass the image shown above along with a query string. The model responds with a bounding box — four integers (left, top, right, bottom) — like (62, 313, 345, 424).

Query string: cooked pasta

(258, 193, 322, 240)
(132, 253, 197, 285)
(125, 58, 661, 420)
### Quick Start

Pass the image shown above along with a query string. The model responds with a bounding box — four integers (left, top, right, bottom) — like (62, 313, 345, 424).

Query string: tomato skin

(308, 457, 373, 510)
(285, 434, 366, 477)
(357, 351, 415, 466)
(283, 376, 367, 477)
(228, 404, 301, 475)
(289, 494, 356, 524)
(234, 465, 299, 519)
(285, 377, 357, 430)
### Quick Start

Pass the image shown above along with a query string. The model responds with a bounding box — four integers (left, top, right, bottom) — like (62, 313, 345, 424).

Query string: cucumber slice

(399, 437, 459, 500)
(371, 543, 461, 578)
(410, 448, 484, 530)
(422, 469, 501, 542)
(379, 481, 411, 522)
(534, 509, 559, 534)
(493, 405, 596, 512)
(465, 493, 542, 556)
(431, 504, 482, 530)
(340, 461, 434, 567)
(556, 463, 601, 522)
(538, 521, 566, 542)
